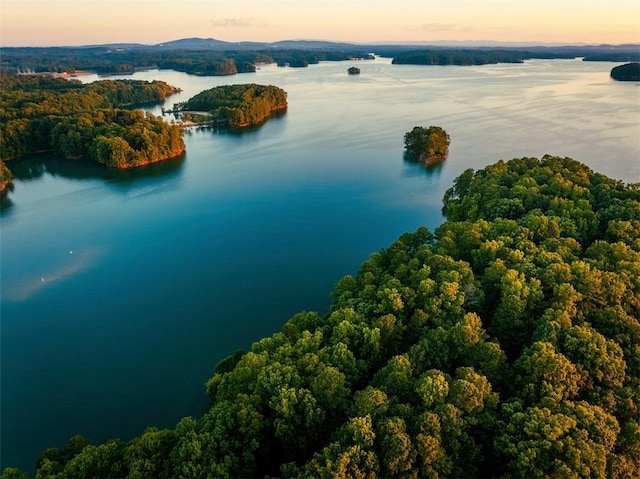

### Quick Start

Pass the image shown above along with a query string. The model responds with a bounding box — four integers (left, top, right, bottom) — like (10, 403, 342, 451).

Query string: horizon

(4, 36, 640, 50)
(1, 0, 639, 48)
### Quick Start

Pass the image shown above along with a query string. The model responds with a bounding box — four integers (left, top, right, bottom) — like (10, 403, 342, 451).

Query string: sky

(1, 0, 639, 47)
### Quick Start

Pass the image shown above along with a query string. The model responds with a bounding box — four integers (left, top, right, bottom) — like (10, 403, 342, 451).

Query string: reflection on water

(402, 151, 447, 176)
(0, 183, 15, 211)
(2, 246, 108, 302)
(173, 106, 288, 135)
(0, 153, 186, 216)
(6, 152, 186, 185)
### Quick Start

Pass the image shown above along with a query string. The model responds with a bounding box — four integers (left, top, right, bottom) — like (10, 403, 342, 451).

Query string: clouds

(413, 22, 527, 42)
(211, 17, 264, 28)
(420, 23, 465, 33)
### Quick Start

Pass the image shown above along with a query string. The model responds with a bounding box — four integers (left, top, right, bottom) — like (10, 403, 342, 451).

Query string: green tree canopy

(21, 155, 640, 479)
(178, 83, 288, 128)
(0, 74, 184, 168)
(403, 126, 450, 163)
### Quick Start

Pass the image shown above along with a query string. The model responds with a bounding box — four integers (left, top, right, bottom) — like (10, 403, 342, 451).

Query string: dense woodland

(0, 75, 184, 168)
(2, 43, 637, 78)
(386, 48, 639, 66)
(390, 49, 564, 66)
(0, 48, 370, 76)
(3, 156, 638, 479)
(377, 45, 640, 64)
(176, 84, 288, 128)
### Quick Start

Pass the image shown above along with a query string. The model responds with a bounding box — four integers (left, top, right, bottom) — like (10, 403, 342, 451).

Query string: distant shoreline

(17, 69, 93, 78)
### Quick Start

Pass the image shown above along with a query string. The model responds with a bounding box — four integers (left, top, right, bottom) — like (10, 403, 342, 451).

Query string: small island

(174, 84, 288, 128)
(610, 62, 640, 81)
(348, 66, 361, 75)
(403, 125, 450, 163)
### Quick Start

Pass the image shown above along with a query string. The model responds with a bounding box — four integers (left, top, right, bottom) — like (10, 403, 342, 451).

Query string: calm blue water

(1, 57, 639, 473)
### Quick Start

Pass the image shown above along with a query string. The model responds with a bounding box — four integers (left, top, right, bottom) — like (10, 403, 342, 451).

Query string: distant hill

(269, 40, 367, 50)
(4, 36, 638, 56)
(151, 37, 379, 51)
(148, 37, 639, 52)
(154, 37, 271, 50)
(156, 37, 234, 49)
(144, 38, 640, 61)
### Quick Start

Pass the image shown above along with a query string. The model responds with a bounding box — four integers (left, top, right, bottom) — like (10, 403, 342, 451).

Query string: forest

(2, 155, 638, 479)
(0, 47, 371, 76)
(2, 42, 638, 77)
(0, 75, 185, 168)
(389, 49, 572, 66)
(176, 84, 288, 128)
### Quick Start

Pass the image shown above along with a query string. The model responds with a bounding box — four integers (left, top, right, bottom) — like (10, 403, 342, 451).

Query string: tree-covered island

(404, 125, 450, 163)
(0, 74, 185, 168)
(173, 84, 288, 128)
(610, 62, 640, 81)
(4, 155, 638, 479)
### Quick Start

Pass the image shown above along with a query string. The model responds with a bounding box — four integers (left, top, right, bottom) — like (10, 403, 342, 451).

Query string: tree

(496, 401, 620, 478)
(124, 427, 177, 479)
(0, 160, 13, 191)
(0, 468, 29, 479)
(403, 126, 450, 162)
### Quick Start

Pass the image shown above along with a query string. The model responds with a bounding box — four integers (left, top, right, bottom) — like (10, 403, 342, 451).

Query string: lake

(1, 57, 639, 474)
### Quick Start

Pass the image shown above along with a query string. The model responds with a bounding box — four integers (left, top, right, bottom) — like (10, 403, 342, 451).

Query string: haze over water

(1, 56, 639, 473)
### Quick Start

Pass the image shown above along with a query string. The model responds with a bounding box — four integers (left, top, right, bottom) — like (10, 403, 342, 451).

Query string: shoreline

(111, 148, 186, 169)
(16, 69, 94, 78)
(176, 103, 288, 129)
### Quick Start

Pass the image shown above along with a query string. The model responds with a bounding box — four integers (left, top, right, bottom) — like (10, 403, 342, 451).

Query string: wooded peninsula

(4, 156, 638, 479)
(0, 75, 185, 168)
(610, 62, 640, 81)
(173, 84, 288, 128)
(0, 75, 289, 172)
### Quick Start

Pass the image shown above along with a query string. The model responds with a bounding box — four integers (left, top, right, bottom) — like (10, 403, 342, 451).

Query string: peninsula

(174, 84, 288, 128)
(0, 75, 184, 169)
(610, 62, 640, 81)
